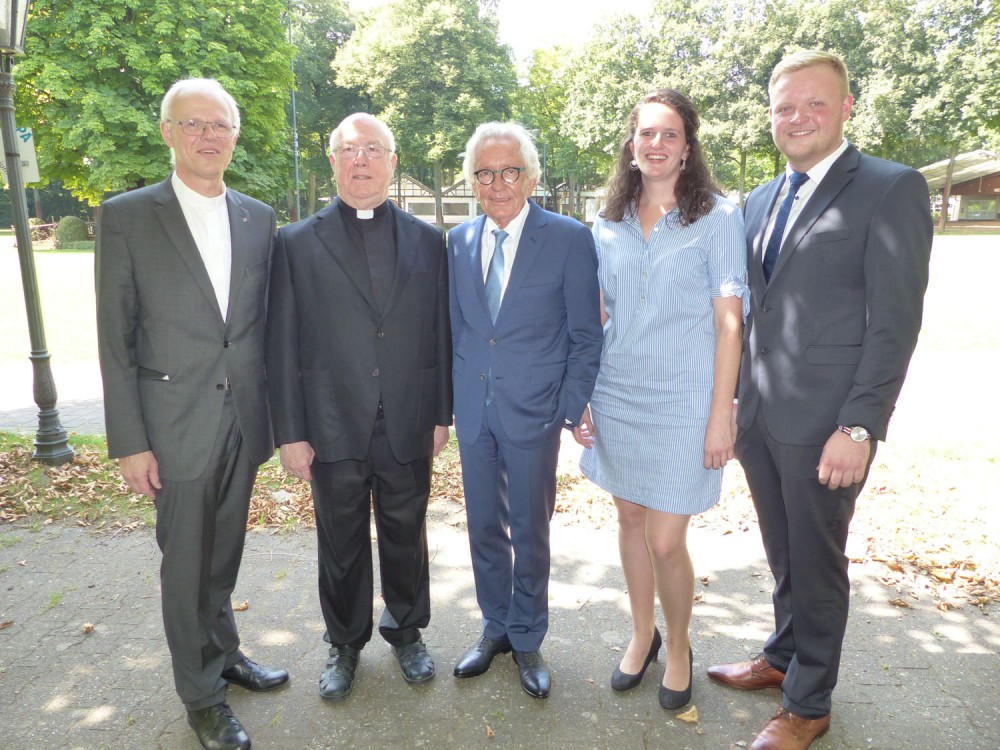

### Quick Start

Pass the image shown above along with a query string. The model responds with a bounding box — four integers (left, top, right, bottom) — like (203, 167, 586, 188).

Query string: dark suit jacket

(265, 199, 452, 465)
(96, 178, 276, 481)
(738, 145, 932, 444)
(449, 200, 603, 448)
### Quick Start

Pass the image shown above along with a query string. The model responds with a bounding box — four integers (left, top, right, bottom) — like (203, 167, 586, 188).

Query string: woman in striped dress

(575, 89, 748, 710)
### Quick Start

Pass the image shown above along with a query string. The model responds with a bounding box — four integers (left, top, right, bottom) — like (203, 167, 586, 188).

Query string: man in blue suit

(448, 122, 603, 699)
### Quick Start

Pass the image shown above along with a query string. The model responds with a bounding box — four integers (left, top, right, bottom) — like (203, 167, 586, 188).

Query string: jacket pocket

(805, 345, 862, 365)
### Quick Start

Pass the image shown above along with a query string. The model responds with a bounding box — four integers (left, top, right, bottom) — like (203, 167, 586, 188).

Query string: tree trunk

(738, 150, 747, 208)
(308, 171, 317, 216)
(433, 161, 444, 228)
(32, 188, 42, 220)
(938, 142, 959, 232)
(567, 171, 576, 219)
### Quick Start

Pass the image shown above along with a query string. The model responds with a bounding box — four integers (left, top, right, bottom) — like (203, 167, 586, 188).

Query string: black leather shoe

(659, 646, 693, 710)
(222, 657, 289, 692)
(187, 702, 251, 750)
(453, 635, 512, 678)
(513, 649, 551, 699)
(394, 639, 436, 684)
(319, 645, 360, 700)
(611, 627, 662, 691)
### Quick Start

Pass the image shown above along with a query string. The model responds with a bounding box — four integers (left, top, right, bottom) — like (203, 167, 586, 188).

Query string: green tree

(513, 46, 604, 217)
(288, 0, 366, 217)
(14, 0, 293, 206)
(335, 0, 517, 226)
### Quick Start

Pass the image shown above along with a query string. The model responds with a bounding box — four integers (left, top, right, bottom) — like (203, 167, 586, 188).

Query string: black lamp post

(1, 0, 73, 465)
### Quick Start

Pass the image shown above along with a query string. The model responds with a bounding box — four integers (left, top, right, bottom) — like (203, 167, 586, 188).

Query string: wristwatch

(838, 425, 871, 442)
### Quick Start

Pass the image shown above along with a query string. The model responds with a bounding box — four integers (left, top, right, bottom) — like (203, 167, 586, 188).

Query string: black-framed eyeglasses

(474, 167, 525, 185)
(338, 143, 389, 160)
(165, 118, 237, 139)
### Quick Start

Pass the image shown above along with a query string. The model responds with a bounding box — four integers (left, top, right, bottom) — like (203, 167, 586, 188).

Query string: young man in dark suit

(97, 78, 288, 750)
(707, 51, 932, 750)
(266, 113, 452, 701)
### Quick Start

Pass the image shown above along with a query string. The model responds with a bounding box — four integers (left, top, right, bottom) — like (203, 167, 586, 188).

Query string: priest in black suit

(266, 113, 452, 701)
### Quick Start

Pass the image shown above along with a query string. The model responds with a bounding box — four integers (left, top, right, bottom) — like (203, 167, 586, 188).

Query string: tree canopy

(12, 0, 998, 215)
(15, 0, 294, 206)
(335, 0, 516, 224)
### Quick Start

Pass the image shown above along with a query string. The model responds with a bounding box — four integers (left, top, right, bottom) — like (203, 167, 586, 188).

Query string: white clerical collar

(171, 172, 227, 208)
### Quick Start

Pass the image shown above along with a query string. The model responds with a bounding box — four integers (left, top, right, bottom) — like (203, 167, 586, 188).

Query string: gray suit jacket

(738, 146, 932, 444)
(96, 178, 276, 481)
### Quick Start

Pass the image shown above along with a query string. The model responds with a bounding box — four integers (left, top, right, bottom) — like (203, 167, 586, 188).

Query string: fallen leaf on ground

(82, 622, 94, 634)
(0, 620, 13, 630)
(233, 600, 249, 612)
(888, 598, 913, 608)
(676, 705, 698, 723)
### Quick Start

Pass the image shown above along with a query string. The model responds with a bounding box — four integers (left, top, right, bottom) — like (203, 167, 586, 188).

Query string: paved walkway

(1, 398, 998, 749)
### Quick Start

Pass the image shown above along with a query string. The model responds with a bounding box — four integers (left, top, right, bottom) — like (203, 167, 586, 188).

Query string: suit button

(376, 330, 384, 338)
(480, 373, 486, 381)
(223, 340, 230, 347)
(371, 368, 380, 377)
(760, 347, 770, 355)
(216, 383, 225, 390)
(760, 305, 771, 313)
(489, 338, 497, 346)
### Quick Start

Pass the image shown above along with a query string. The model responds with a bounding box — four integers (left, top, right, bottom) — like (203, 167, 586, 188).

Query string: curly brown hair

(601, 89, 720, 225)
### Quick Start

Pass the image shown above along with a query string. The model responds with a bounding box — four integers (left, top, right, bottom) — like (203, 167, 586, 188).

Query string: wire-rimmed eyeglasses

(338, 143, 389, 160)
(473, 167, 525, 185)
(165, 118, 238, 139)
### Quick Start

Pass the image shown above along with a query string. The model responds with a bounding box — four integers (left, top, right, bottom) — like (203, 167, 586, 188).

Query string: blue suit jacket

(449, 200, 602, 448)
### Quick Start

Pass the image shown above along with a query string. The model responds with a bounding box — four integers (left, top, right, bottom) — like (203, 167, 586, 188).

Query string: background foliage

(7, 0, 999, 218)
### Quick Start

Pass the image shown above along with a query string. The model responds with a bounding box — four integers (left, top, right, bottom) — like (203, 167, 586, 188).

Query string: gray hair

(329, 113, 396, 155)
(160, 78, 241, 131)
(462, 122, 541, 185)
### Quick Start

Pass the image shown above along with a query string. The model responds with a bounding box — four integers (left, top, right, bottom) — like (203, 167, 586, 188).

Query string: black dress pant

(735, 405, 875, 718)
(310, 416, 432, 649)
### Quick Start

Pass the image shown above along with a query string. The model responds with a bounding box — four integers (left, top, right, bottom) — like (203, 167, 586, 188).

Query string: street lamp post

(1, 0, 73, 465)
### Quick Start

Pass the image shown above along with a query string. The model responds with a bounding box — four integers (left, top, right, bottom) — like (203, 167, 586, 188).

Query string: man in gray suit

(707, 51, 932, 750)
(97, 78, 287, 750)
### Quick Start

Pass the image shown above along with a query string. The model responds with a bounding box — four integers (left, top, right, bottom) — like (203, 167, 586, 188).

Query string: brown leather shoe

(750, 708, 831, 750)
(707, 653, 785, 690)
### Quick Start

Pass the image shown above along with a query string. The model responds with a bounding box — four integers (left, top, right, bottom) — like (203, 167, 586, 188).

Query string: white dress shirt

(172, 172, 233, 321)
(480, 200, 532, 302)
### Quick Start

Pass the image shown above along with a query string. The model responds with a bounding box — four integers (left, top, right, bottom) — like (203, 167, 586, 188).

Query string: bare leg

(615, 497, 657, 673)
(645, 510, 693, 691)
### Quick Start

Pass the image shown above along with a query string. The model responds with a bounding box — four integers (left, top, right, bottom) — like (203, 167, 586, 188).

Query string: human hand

(572, 406, 596, 448)
(280, 441, 315, 482)
(119, 451, 162, 499)
(817, 430, 871, 490)
(433, 425, 451, 456)
(703, 417, 734, 469)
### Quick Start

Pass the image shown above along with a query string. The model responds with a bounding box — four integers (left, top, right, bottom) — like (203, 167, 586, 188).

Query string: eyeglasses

(338, 143, 389, 160)
(473, 167, 525, 186)
(165, 118, 238, 139)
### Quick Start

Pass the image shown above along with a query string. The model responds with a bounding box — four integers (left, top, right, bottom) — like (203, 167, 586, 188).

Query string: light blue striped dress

(580, 197, 748, 514)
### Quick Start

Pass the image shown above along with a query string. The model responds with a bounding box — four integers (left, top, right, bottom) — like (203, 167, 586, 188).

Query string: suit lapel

(224, 190, 250, 326)
(769, 147, 859, 283)
(313, 199, 379, 313)
(152, 179, 225, 324)
(382, 204, 416, 320)
(498, 200, 546, 325)
(461, 216, 490, 318)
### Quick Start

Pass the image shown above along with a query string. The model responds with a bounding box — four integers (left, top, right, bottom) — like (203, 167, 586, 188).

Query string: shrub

(56, 215, 88, 247)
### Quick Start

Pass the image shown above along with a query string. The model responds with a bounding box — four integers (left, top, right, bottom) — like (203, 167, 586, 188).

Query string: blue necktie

(762, 171, 809, 282)
(485, 229, 507, 323)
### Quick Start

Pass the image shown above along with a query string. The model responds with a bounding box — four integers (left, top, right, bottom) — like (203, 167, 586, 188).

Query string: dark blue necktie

(485, 229, 507, 323)
(762, 171, 809, 282)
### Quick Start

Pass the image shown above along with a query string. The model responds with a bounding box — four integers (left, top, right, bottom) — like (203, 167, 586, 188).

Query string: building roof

(919, 149, 1000, 190)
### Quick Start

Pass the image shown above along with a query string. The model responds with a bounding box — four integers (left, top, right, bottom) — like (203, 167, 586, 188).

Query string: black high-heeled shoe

(659, 646, 693, 710)
(611, 627, 662, 691)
